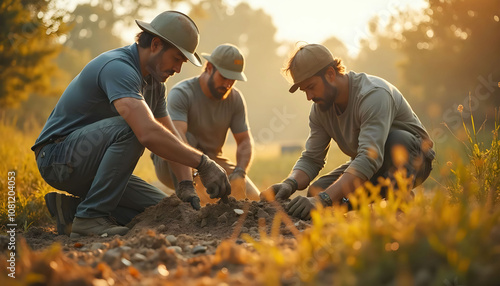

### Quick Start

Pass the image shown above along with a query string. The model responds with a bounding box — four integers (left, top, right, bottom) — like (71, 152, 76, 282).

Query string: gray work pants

(35, 116, 166, 225)
(309, 130, 434, 199)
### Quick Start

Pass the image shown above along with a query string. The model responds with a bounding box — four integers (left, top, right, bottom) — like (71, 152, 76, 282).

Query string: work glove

(197, 154, 231, 202)
(260, 178, 298, 201)
(286, 196, 317, 220)
(176, 180, 201, 210)
(228, 166, 246, 182)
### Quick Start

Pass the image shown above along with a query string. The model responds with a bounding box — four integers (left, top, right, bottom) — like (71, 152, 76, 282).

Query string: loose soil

(1, 196, 310, 285)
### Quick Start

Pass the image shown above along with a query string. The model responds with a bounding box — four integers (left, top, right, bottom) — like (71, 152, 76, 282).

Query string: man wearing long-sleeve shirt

(261, 44, 435, 219)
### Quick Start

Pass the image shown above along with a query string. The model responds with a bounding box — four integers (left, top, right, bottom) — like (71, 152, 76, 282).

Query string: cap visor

(289, 83, 300, 93)
(218, 68, 247, 81)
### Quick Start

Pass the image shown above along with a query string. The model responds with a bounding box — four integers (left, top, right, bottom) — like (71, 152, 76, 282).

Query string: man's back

(33, 44, 167, 150)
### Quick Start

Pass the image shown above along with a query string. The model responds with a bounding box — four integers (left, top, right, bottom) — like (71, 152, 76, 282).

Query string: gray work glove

(176, 180, 201, 210)
(260, 178, 298, 201)
(228, 166, 246, 182)
(286, 196, 317, 220)
(197, 154, 231, 202)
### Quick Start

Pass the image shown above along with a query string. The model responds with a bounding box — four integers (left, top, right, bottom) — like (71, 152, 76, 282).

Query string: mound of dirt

(128, 195, 306, 240)
(9, 196, 310, 285)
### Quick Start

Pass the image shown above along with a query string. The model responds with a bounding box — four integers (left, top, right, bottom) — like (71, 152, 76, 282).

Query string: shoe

(45, 192, 81, 236)
(70, 217, 129, 238)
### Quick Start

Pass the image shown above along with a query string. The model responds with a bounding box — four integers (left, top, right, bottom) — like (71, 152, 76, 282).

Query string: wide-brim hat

(202, 44, 247, 81)
(136, 11, 202, 67)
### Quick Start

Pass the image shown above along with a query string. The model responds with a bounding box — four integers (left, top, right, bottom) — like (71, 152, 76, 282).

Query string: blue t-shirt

(32, 43, 168, 150)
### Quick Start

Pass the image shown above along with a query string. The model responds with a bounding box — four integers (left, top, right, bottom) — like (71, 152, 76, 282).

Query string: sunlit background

(1, 0, 499, 189)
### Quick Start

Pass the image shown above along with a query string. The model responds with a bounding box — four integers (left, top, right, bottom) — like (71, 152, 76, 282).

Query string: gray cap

(202, 44, 247, 81)
(136, 11, 202, 66)
(288, 44, 334, 93)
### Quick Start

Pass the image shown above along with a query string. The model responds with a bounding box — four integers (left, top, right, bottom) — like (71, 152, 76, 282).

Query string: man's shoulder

(349, 71, 401, 101)
(170, 77, 199, 95)
(88, 45, 139, 74)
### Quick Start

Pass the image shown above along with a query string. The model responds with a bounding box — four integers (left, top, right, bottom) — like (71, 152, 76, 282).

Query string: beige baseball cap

(287, 44, 334, 93)
(202, 44, 247, 81)
(136, 11, 202, 67)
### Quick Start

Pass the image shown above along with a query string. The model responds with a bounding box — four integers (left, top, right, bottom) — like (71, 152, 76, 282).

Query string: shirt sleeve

(292, 105, 332, 181)
(230, 91, 249, 134)
(345, 89, 396, 180)
(98, 59, 143, 103)
(167, 87, 189, 122)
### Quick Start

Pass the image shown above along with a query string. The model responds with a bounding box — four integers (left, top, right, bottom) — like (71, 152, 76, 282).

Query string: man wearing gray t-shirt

(261, 44, 435, 219)
(32, 11, 231, 237)
(151, 44, 260, 203)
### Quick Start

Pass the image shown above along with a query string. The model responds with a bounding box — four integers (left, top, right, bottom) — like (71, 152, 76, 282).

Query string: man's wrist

(196, 154, 207, 170)
(283, 177, 299, 192)
(233, 166, 246, 176)
(318, 191, 333, 207)
(178, 180, 195, 187)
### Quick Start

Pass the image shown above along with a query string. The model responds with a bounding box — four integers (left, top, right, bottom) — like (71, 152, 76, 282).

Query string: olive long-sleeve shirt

(293, 71, 433, 181)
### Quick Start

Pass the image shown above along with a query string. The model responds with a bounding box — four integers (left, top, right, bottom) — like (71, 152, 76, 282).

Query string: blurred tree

(0, 0, 68, 108)
(349, 18, 404, 88)
(322, 36, 352, 68)
(63, 3, 123, 58)
(395, 0, 500, 119)
(173, 0, 312, 144)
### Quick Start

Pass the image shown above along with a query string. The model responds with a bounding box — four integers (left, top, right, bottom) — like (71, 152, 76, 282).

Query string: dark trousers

(309, 130, 434, 200)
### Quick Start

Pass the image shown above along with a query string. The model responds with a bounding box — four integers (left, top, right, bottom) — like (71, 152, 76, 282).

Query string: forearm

(235, 139, 253, 171)
(143, 126, 202, 169)
(289, 169, 311, 190)
(323, 172, 365, 203)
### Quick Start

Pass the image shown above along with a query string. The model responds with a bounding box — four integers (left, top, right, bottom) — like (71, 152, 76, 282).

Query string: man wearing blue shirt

(32, 11, 230, 237)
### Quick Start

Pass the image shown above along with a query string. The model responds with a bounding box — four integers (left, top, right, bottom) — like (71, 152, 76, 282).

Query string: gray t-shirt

(32, 43, 168, 150)
(293, 71, 433, 181)
(167, 77, 249, 158)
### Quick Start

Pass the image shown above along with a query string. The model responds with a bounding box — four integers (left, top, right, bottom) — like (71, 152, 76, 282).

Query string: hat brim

(136, 20, 202, 67)
(202, 54, 247, 81)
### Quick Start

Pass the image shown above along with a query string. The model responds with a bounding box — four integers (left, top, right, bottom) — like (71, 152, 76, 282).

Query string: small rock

(167, 246, 182, 254)
(165, 235, 177, 245)
(101, 233, 108, 237)
(119, 246, 132, 252)
(90, 243, 105, 251)
(121, 258, 132, 267)
(257, 209, 269, 219)
(234, 209, 244, 215)
(157, 224, 167, 233)
(183, 245, 193, 253)
(92, 249, 103, 256)
(131, 253, 147, 262)
(102, 249, 121, 265)
(192, 245, 207, 254)
(240, 227, 249, 233)
(200, 218, 207, 227)
(217, 213, 228, 225)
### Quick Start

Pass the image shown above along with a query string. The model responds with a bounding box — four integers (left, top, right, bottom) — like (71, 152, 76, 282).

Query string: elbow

(134, 127, 157, 148)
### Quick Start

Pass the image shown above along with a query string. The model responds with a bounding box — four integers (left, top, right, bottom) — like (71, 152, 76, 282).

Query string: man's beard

(315, 78, 337, 112)
(146, 52, 174, 83)
(208, 70, 230, 100)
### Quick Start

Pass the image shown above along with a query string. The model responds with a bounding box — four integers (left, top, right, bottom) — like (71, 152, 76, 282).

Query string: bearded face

(314, 76, 337, 112)
(207, 69, 232, 100)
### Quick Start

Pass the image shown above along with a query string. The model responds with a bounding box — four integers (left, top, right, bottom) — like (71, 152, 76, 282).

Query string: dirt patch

(3, 196, 310, 285)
